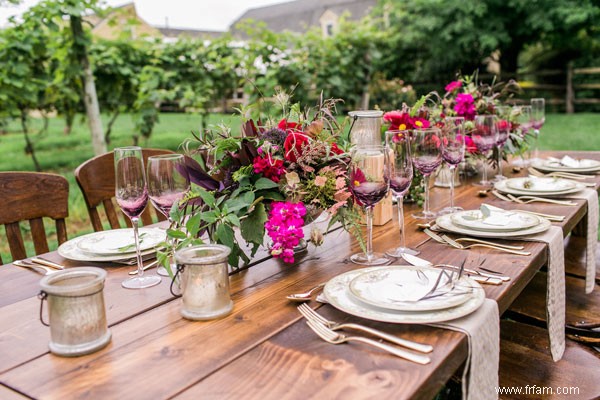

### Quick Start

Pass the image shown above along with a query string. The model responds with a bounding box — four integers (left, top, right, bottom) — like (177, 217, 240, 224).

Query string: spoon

(416, 221, 436, 229)
(477, 188, 492, 197)
(286, 283, 325, 302)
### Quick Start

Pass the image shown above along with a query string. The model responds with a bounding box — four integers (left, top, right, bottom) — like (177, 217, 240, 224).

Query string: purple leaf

(181, 155, 220, 191)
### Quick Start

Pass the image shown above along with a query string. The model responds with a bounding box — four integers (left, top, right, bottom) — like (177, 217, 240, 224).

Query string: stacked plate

(323, 266, 485, 324)
(532, 156, 600, 174)
(58, 228, 165, 262)
(436, 207, 551, 238)
(494, 176, 585, 198)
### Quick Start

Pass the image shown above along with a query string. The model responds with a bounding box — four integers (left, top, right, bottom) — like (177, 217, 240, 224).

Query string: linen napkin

(431, 299, 499, 400)
(564, 188, 598, 293)
(516, 226, 565, 361)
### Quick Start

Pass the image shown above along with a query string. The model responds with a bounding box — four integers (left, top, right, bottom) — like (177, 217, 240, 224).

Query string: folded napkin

(564, 188, 598, 294)
(432, 299, 499, 400)
(516, 226, 565, 361)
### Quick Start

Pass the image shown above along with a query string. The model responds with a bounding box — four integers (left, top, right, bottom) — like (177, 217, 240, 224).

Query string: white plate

(505, 177, 576, 193)
(450, 209, 540, 233)
(76, 228, 165, 255)
(532, 158, 600, 173)
(348, 266, 473, 312)
(59, 228, 163, 262)
(436, 213, 551, 238)
(324, 267, 485, 324)
(494, 179, 585, 198)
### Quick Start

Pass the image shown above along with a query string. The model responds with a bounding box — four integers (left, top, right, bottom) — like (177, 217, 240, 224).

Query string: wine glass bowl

(530, 98, 545, 160)
(472, 115, 498, 187)
(412, 128, 442, 219)
(494, 106, 512, 181)
(115, 146, 162, 289)
(439, 117, 465, 214)
(147, 154, 191, 276)
(385, 130, 419, 257)
(349, 145, 390, 266)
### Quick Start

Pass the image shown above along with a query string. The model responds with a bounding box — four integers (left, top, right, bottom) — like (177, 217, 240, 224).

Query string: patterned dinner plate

(450, 209, 541, 233)
(324, 266, 485, 324)
(494, 179, 585, 198)
(348, 266, 474, 312)
(76, 228, 165, 255)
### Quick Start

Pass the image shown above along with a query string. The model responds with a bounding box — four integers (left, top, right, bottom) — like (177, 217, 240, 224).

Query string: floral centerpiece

(161, 97, 363, 269)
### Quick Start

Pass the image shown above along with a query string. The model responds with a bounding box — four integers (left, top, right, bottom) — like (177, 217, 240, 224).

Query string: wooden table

(0, 151, 598, 399)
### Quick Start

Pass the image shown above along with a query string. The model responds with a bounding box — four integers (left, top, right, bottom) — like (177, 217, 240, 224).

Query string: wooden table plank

(0, 384, 28, 400)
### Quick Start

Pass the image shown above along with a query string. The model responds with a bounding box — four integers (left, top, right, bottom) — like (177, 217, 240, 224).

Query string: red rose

(278, 119, 301, 133)
(284, 132, 309, 162)
(330, 143, 344, 156)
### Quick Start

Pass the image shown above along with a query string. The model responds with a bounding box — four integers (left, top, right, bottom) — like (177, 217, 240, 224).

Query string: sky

(0, 0, 289, 30)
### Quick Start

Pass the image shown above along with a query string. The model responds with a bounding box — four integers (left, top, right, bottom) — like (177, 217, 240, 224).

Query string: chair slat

(103, 199, 122, 230)
(29, 218, 49, 255)
(56, 219, 68, 245)
(5, 222, 27, 261)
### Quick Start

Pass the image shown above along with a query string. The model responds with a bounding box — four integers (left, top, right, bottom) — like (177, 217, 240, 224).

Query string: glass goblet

(472, 115, 498, 187)
(530, 98, 545, 161)
(384, 130, 419, 257)
(512, 105, 533, 167)
(412, 128, 442, 220)
(494, 106, 512, 181)
(115, 146, 161, 289)
(147, 154, 190, 276)
(349, 145, 390, 266)
(439, 117, 465, 214)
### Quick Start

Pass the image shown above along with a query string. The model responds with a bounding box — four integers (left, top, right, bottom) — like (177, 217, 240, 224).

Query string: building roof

(230, 0, 377, 35)
(158, 27, 224, 40)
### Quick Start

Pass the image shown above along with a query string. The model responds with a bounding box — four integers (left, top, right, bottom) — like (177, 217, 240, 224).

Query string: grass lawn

(1, 111, 599, 261)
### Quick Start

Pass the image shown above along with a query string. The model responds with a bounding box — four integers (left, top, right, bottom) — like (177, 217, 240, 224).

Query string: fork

(527, 167, 592, 180)
(12, 261, 59, 275)
(441, 234, 531, 256)
(425, 229, 524, 251)
(297, 304, 433, 353)
(506, 194, 577, 206)
(305, 319, 431, 364)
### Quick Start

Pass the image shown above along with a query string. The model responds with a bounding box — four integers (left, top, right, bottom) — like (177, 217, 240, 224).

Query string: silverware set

(298, 304, 432, 364)
(423, 228, 531, 256)
(12, 257, 65, 275)
(491, 190, 576, 206)
(527, 167, 595, 181)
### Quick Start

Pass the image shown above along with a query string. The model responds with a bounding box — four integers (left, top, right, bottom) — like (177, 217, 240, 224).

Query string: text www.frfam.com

(495, 385, 580, 396)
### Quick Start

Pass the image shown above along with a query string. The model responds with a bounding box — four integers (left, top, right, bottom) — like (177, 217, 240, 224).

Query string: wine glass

(349, 145, 390, 266)
(384, 130, 419, 257)
(115, 146, 162, 289)
(494, 106, 512, 181)
(439, 117, 465, 214)
(412, 128, 442, 220)
(147, 154, 190, 276)
(513, 105, 533, 167)
(530, 98, 545, 161)
(472, 115, 498, 187)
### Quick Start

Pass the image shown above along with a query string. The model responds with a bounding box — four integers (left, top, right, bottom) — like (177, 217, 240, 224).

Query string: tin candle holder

(39, 267, 111, 357)
(174, 244, 233, 320)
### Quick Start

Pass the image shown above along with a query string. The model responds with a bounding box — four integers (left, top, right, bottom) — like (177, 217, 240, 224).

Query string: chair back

(0, 172, 69, 263)
(75, 148, 174, 231)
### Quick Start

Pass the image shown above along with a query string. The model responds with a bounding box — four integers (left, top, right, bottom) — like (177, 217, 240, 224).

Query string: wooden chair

(0, 172, 69, 264)
(75, 148, 174, 232)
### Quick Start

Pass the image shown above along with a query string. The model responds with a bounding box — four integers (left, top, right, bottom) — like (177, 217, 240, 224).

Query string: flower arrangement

(163, 96, 363, 269)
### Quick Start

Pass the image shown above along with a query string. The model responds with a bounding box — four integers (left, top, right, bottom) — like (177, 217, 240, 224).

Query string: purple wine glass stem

(497, 146, 503, 178)
(395, 195, 406, 250)
(132, 217, 144, 277)
(365, 206, 374, 262)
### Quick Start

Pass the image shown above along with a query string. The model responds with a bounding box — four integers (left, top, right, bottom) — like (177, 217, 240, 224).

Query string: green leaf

(196, 188, 216, 208)
(254, 177, 279, 190)
(225, 214, 241, 227)
(201, 210, 219, 224)
(185, 213, 202, 237)
(167, 228, 187, 240)
(260, 190, 285, 201)
(216, 223, 235, 249)
(224, 197, 249, 213)
(241, 203, 266, 245)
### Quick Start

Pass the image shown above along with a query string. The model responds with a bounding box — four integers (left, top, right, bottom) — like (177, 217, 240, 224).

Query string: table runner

(516, 226, 565, 361)
(432, 299, 499, 400)
(565, 188, 598, 293)
(317, 295, 500, 400)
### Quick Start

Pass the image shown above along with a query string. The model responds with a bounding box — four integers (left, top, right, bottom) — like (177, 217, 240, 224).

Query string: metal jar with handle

(39, 267, 111, 357)
(174, 244, 233, 320)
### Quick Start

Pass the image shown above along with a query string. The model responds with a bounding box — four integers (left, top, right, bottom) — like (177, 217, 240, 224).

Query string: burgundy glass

(472, 115, 498, 187)
(412, 128, 442, 219)
(439, 117, 465, 214)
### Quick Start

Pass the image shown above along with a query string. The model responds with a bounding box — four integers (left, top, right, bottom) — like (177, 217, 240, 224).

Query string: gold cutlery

(441, 234, 531, 256)
(128, 259, 160, 275)
(425, 229, 525, 252)
(305, 319, 431, 364)
(506, 193, 577, 206)
(491, 190, 513, 202)
(31, 257, 65, 270)
(13, 261, 59, 275)
(527, 167, 593, 180)
(454, 238, 525, 250)
(434, 263, 510, 282)
(483, 203, 565, 222)
(286, 283, 326, 302)
(298, 304, 433, 353)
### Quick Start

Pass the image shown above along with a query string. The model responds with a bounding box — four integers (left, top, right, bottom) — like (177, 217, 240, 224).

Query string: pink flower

(454, 93, 476, 121)
(445, 81, 462, 93)
(462, 135, 478, 154)
(265, 202, 306, 263)
(383, 110, 413, 131)
(412, 117, 431, 130)
(314, 176, 327, 187)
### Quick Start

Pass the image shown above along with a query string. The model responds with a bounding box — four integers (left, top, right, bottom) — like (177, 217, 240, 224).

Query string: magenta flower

(454, 93, 476, 121)
(265, 201, 306, 263)
(445, 81, 462, 93)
